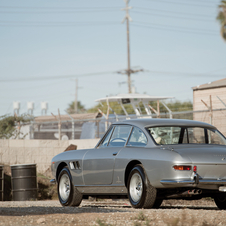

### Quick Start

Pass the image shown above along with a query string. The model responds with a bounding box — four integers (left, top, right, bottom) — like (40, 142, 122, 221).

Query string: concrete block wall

(193, 87, 226, 111)
(0, 139, 99, 174)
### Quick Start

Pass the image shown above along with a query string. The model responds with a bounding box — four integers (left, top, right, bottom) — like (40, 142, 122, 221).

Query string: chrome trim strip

(161, 179, 226, 185)
(50, 179, 56, 184)
(76, 185, 127, 195)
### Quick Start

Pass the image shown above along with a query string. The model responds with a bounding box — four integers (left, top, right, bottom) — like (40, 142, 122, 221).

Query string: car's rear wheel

(58, 166, 83, 207)
(127, 164, 157, 208)
(214, 193, 226, 209)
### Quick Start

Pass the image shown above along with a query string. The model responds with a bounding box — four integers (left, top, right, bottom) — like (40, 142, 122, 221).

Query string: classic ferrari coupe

(50, 118, 226, 209)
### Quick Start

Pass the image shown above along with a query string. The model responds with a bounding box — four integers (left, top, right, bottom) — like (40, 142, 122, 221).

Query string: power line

(0, 71, 116, 82)
(132, 22, 218, 36)
(143, 70, 226, 77)
(132, 10, 214, 22)
(0, 6, 121, 10)
(162, 0, 218, 3)
(0, 20, 119, 24)
(183, 0, 219, 3)
(134, 20, 217, 33)
(1, 69, 225, 83)
(0, 9, 119, 14)
(133, 7, 215, 21)
(134, 7, 212, 18)
(0, 21, 120, 27)
(141, 0, 217, 8)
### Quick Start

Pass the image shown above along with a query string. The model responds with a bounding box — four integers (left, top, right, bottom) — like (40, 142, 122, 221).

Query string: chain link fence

(25, 108, 226, 140)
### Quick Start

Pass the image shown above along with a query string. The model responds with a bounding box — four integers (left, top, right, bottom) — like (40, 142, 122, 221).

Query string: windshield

(147, 126, 226, 145)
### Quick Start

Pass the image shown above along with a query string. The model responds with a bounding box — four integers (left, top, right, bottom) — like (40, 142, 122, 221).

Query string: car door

(83, 125, 132, 185)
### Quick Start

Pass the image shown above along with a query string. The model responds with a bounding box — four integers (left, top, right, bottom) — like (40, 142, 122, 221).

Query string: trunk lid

(169, 144, 226, 164)
(169, 144, 226, 179)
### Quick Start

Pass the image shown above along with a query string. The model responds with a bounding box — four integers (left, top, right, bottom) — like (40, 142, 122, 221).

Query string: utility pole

(120, 0, 143, 93)
(73, 78, 83, 114)
(122, 0, 132, 93)
(74, 79, 78, 114)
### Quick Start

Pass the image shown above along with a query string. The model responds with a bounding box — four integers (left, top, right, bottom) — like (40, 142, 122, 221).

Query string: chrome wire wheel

(129, 172, 143, 203)
(59, 174, 71, 202)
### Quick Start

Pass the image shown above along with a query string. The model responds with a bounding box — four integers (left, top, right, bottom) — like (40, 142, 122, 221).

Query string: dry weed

(133, 222, 142, 226)
(96, 218, 113, 226)
(137, 212, 149, 221)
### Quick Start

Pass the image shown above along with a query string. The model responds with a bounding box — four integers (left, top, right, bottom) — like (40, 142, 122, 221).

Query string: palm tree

(66, 101, 86, 114)
(217, 0, 226, 41)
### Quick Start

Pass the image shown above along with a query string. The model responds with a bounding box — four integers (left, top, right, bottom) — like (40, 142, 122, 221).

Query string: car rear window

(147, 126, 226, 145)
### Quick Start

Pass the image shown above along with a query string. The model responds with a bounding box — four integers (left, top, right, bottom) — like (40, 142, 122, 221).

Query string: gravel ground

(0, 199, 225, 226)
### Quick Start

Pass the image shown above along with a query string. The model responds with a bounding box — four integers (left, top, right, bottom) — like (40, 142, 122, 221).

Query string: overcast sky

(0, 0, 225, 116)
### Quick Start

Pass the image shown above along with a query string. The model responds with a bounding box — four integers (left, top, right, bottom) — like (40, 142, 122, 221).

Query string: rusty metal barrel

(0, 165, 3, 201)
(11, 164, 37, 201)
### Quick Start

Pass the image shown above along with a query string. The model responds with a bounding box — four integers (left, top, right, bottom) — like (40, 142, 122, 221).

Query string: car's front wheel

(127, 164, 157, 208)
(214, 193, 226, 209)
(58, 166, 83, 207)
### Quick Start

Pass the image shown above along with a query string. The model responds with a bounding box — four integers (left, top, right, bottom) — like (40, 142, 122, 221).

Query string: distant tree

(66, 101, 86, 114)
(87, 102, 134, 115)
(150, 100, 193, 113)
(217, 0, 226, 41)
(0, 114, 31, 139)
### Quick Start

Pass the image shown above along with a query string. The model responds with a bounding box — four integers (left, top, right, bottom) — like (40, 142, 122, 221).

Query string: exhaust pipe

(187, 189, 202, 195)
(165, 189, 202, 199)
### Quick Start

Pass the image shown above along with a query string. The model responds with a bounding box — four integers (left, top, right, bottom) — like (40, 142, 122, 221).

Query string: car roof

(113, 118, 216, 129)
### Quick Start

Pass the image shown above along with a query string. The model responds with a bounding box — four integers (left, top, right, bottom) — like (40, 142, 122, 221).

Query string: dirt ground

(0, 199, 225, 226)
(1, 165, 226, 225)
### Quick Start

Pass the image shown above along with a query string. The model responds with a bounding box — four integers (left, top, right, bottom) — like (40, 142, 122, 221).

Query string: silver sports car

(50, 118, 226, 209)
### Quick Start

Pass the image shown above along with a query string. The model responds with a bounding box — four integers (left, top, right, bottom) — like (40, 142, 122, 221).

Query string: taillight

(173, 165, 191, 171)
(193, 165, 197, 172)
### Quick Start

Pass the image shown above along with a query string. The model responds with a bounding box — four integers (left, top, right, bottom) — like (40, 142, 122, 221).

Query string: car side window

(99, 127, 114, 148)
(108, 125, 132, 147)
(127, 127, 147, 147)
(149, 127, 181, 145)
(187, 127, 205, 144)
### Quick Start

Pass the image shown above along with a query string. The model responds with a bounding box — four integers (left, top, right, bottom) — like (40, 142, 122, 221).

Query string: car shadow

(160, 205, 219, 210)
(0, 206, 130, 216)
(0, 203, 220, 216)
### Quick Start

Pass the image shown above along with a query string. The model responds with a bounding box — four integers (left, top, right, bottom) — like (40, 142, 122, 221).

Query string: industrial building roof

(192, 78, 226, 91)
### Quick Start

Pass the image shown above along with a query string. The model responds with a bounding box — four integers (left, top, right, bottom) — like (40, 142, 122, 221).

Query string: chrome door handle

(113, 152, 118, 156)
